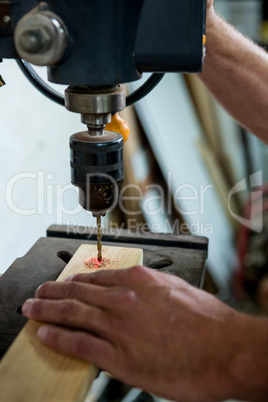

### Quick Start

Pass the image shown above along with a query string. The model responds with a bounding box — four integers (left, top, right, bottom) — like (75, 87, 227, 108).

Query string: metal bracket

(0, 74, 5, 86)
(0, 1, 13, 36)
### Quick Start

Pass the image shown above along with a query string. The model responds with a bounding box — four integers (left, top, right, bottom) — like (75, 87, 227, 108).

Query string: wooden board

(0, 245, 143, 402)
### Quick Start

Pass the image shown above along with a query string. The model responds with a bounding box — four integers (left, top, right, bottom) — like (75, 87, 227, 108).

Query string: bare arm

(200, 2, 268, 143)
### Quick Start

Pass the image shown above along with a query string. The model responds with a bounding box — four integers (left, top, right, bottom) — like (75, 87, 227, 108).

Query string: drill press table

(0, 225, 208, 357)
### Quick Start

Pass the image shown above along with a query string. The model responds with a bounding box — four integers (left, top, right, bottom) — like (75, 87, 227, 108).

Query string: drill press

(0, 0, 209, 356)
(0, 0, 206, 260)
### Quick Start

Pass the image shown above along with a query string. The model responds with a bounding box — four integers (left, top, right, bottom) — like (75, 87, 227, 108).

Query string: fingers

(37, 325, 116, 371)
(68, 265, 153, 287)
(68, 265, 186, 294)
(35, 281, 114, 310)
(67, 269, 129, 287)
(22, 298, 111, 338)
(35, 281, 139, 314)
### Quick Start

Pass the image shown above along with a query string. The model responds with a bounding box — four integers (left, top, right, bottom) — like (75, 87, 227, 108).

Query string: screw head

(14, 8, 68, 66)
(19, 28, 52, 54)
(3, 15, 11, 23)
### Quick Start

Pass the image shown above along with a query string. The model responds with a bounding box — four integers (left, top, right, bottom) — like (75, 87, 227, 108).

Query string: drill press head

(66, 85, 126, 217)
(3, 0, 206, 217)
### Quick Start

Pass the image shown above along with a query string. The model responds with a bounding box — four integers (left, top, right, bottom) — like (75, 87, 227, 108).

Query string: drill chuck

(70, 130, 124, 216)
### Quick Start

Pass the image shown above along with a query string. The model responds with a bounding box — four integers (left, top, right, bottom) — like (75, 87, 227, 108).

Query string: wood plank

(184, 74, 223, 155)
(197, 138, 239, 231)
(0, 245, 143, 402)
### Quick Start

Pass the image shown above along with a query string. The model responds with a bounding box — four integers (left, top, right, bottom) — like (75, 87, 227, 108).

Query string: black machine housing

(0, 0, 206, 86)
(0, 0, 207, 215)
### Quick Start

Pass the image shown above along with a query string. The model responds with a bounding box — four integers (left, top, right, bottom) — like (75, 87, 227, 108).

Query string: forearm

(199, 9, 268, 143)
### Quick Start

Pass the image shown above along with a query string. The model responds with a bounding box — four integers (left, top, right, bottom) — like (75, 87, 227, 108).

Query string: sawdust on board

(84, 258, 119, 269)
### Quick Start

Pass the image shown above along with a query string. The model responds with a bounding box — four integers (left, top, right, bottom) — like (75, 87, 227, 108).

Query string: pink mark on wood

(84, 258, 111, 269)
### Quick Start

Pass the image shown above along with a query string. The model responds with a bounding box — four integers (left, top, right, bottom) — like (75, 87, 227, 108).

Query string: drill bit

(97, 216, 102, 261)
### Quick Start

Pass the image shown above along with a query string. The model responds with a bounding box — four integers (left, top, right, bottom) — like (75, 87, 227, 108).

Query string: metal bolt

(19, 28, 52, 54)
(3, 15, 11, 23)
(14, 8, 68, 66)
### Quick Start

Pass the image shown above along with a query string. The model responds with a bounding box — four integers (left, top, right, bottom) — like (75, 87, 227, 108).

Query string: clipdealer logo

(228, 171, 263, 233)
(5, 171, 81, 221)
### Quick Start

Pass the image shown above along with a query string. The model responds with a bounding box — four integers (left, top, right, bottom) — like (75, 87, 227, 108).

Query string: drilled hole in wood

(57, 251, 73, 264)
(147, 259, 173, 269)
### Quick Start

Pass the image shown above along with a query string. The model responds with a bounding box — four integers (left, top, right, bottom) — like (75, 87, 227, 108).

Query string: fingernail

(22, 299, 35, 315)
(37, 326, 49, 342)
(64, 275, 74, 282)
(35, 284, 42, 296)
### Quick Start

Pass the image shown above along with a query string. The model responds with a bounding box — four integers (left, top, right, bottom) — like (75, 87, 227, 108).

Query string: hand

(22, 267, 258, 401)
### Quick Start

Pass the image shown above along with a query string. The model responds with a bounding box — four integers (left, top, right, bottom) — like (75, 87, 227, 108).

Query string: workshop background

(1, 0, 268, 327)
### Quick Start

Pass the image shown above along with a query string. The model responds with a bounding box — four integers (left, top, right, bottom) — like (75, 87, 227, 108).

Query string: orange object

(105, 113, 130, 142)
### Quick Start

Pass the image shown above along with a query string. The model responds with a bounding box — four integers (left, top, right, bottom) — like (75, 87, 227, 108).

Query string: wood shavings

(84, 258, 111, 269)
